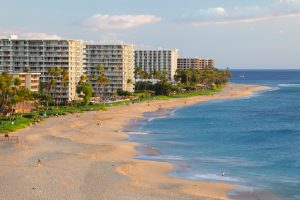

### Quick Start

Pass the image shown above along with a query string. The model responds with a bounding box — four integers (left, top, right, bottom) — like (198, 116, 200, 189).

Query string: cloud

(180, 1, 300, 26)
(82, 14, 162, 30)
(95, 32, 127, 44)
(280, 0, 299, 4)
(0, 28, 62, 39)
(20, 32, 62, 39)
(206, 7, 226, 16)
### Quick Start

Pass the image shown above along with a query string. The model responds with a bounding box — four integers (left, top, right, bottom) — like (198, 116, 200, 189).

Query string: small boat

(239, 74, 245, 79)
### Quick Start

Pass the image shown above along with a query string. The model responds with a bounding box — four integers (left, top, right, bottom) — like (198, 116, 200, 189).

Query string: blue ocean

(127, 70, 300, 200)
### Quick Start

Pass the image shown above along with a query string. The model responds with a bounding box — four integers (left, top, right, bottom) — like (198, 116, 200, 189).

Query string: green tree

(13, 78, 21, 88)
(24, 67, 30, 73)
(95, 65, 105, 96)
(60, 69, 69, 104)
(0, 73, 33, 120)
(76, 82, 93, 104)
(79, 75, 87, 84)
(97, 75, 110, 97)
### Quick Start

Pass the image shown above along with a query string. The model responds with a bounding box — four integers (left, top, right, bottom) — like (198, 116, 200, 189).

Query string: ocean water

(126, 70, 300, 200)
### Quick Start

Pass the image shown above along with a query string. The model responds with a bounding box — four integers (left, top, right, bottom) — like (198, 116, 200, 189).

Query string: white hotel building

(0, 35, 85, 101)
(134, 49, 179, 81)
(84, 44, 135, 96)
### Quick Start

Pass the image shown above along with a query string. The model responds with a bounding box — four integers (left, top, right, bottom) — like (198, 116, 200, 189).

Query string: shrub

(117, 89, 132, 97)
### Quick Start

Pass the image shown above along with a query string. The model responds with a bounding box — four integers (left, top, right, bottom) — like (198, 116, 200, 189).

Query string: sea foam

(188, 173, 241, 182)
(126, 131, 149, 135)
(278, 84, 300, 88)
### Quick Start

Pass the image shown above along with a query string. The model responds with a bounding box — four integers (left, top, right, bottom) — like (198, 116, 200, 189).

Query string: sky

(0, 0, 299, 69)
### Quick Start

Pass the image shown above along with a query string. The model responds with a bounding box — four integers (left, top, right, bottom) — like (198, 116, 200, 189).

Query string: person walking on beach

(37, 159, 41, 167)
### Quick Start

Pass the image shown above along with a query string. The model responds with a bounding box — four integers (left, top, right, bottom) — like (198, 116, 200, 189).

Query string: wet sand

(0, 84, 270, 200)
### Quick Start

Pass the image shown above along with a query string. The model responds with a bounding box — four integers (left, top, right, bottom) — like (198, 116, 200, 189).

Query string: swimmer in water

(221, 171, 225, 177)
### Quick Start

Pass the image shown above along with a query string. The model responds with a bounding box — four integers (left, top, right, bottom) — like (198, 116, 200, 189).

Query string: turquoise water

(127, 70, 300, 200)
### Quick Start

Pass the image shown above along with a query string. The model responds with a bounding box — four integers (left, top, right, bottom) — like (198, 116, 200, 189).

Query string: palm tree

(102, 77, 111, 97)
(152, 69, 160, 80)
(52, 67, 62, 107)
(47, 67, 55, 95)
(24, 67, 30, 73)
(134, 67, 143, 80)
(95, 65, 106, 97)
(60, 69, 69, 104)
(13, 78, 21, 88)
(127, 78, 133, 91)
(0, 72, 13, 109)
(34, 92, 51, 111)
(97, 75, 103, 96)
(79, 75, 87, 84)
(88, 74, 96, 81)
(13, 77, 23, 112)
(97, 65, 104, 73)
(97, 75, 110, 97)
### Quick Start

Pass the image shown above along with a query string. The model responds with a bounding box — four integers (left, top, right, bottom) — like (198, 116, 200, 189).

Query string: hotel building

(134, 49, 179, 81)
(85, 44, 135, 96)
(177, 58, 215, 70)
(0, 35, 85, 101)
(11, 72, 40, 92)
(200, 58, 215, 69)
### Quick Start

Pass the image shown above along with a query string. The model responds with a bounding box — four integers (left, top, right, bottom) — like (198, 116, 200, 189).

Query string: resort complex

(1, 1, 299, 200)
(0, 35, 225, 104)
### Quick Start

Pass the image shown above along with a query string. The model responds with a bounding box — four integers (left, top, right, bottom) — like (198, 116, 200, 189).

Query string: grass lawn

(169, 87, 222, 98)
(0, 117, 35, 133)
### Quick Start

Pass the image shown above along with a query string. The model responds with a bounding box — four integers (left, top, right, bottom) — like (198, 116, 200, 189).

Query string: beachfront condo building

(134, 49, 179, 81)
(200, 58, 215, 69)
(177, 58, 215, 70)
(84, 44, 135, 97)
(0, 35, 85, 102)
(10, 72, 40, 92)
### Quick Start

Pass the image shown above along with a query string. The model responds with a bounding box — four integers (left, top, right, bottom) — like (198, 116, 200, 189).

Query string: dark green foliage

(174, 67, 232, 89)
(117, 89, 132, 96)
(135, 67, 232, 96)
(76, 82, 93, 104)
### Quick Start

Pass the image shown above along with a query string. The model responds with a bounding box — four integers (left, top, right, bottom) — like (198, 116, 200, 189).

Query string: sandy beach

(0, 84, 270, 200)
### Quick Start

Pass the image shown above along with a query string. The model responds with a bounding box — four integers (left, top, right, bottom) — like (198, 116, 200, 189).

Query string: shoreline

(0, 83, 271, 200)
(122, 83, 272, 199)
